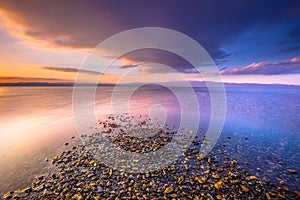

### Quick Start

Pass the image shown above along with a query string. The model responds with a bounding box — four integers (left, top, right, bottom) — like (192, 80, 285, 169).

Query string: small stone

(269, 192, 277, 197)
(214, 181, 223, 190)
(72, 194, 82, 200)
(248, 175, 258, 180)
(230, 180, 240, 184)
(194, 177, 207, 184)
(241, 185, 249, 192)
(216, 195, 223, 200)
(294, 191, 300, 198)
(212, 174, 219, 179)
(226, 136, 231, 139)
(279, 181, 285, 185)
(2, 191, 13, 199)
(45, 158, 48, 162)
(98, 187, 103, 193)
(266, 193, 271, 200)
(164, 186, 173, 194)
(287, 169, 297, 174)
(230, 160, 237, 167)
(65, 142, 69, 145)
(90, 160, 95, 165)
(22, 187, 32, 193)
(33, 184, 44, 192)
(207, 193, 215, 200)
(277, 194, 286, 199)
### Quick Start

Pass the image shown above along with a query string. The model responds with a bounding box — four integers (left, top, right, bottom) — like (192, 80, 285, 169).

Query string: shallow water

(0, 86, 299, 194)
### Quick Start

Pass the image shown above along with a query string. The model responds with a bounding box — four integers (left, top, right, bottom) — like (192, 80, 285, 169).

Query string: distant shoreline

(0, 81, 300, 88)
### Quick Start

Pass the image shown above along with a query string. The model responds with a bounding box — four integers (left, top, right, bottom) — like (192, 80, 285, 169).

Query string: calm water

(0, 86, 299, 194)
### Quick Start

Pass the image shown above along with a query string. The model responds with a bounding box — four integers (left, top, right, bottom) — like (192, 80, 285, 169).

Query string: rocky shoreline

(3, 114, 300, 199)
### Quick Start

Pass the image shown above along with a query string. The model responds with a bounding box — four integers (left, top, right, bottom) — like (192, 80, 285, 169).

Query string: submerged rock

(22, 187, 32, 193)
(2, 191, 13, 199)
(287, 169, 297, 174)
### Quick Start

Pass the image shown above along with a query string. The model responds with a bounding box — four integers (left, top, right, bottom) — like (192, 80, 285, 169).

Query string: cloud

(25, 30, 42, 37)
(1, 0, 300, 76)
(0, 76, 67, 83)
(277, 25, 300, 53)
(221, 56, 300, 75)
(119, 63, 141, 69)
(138, 64, 175, 74)
(117, 49, 194, 72)
(41, 66, 103, 75)
(1, 1, 299, 60)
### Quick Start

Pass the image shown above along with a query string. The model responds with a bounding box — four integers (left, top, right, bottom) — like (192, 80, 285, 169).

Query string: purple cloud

(42, 66, 103, 75)
(2, 0, 299, 61)
(221, 56, 300, 75)
(119, 63, 141, 69)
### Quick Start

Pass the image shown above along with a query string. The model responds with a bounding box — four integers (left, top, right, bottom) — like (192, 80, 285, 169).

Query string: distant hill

(0, 81, 299, 88)
(120, 81, 300, 88)
(188, 81, 300, 88)
(0, 82, 115, 87)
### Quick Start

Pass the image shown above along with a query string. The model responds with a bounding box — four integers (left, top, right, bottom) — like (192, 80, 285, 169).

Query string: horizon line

(0, 81, 299, 88)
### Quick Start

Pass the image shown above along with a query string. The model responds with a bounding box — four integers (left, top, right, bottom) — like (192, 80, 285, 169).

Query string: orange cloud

(0, 76, 68, 83)
(0, 8, 48, 47)
(0, 1, 120, 49)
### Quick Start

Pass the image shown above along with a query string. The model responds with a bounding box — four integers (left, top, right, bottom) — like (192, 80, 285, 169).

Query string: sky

(0, 0, 300, 85)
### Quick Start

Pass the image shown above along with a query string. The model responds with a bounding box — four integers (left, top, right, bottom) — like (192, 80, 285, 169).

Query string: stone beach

(3, 114, 299, 199)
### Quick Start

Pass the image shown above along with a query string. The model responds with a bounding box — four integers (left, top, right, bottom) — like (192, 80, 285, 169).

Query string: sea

(0, 86, 299, 194)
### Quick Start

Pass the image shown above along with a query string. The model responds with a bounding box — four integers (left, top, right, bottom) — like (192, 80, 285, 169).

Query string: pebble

(241, 185, 249, 192)
(22, 187, 32, 193)
(163, 186, 173, 194)
(287, 169, 297, 174)
(248, 175, 258, 180)
(2, 191, 13, 199)
(294, 191, 300, 198)
(279, 180, 285, 185)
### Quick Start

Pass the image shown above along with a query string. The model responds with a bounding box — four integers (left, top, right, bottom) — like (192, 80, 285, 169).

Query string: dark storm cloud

(118, 49, 194, 72)
(1, 0, 299, 72)
(277, 25, 300, 53)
